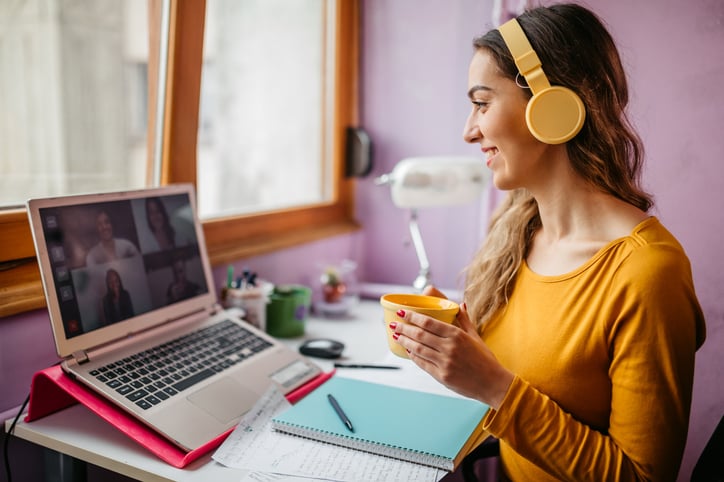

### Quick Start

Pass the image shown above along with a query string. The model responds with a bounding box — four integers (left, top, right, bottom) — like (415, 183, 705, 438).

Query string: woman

(166, 257, 201, 304)
(102, 268, 134, 324)
(390, 4, 706, 481)
(145, 197, 176, 251)
(86, 210, 140, 265)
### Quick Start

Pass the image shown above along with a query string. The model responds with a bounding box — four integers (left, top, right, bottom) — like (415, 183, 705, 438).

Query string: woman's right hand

(392, 301, 514, 410)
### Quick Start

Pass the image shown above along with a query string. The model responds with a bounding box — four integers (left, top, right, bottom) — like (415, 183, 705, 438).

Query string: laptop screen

(32, 188, 211, 343)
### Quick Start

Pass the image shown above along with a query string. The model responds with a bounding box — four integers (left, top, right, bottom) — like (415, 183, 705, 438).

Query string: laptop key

(117, 385, 134, 396)
(107, 379, 122, 389)
(171, 368, 215, 392)
(127, 389, 149, 402)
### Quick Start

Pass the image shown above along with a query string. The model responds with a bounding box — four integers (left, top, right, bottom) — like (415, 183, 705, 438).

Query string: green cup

(265, 285, 312, 338)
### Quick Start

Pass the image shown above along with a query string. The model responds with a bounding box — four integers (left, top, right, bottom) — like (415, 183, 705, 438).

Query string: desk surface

(6, 299, 396, 482)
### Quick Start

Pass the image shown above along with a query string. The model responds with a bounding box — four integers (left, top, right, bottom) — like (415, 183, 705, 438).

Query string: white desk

(5, 300, 394, 482)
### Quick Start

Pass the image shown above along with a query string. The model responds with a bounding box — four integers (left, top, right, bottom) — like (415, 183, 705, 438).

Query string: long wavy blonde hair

(463, 4, 653, 329)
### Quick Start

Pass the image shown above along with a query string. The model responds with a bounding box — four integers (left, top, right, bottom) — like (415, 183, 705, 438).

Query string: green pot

(265, 285, 311, 338)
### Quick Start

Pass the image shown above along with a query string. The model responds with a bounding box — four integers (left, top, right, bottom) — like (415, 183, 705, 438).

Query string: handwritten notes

(213, 385, 443, 482)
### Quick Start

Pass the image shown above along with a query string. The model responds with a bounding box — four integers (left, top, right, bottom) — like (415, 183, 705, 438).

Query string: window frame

(0, 0, 360, 318)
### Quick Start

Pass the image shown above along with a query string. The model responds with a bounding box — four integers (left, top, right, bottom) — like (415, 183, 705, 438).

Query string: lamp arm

(409, 209, 431, 291)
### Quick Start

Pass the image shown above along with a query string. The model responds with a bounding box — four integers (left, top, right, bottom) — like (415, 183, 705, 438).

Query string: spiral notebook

(271, 376, 490, 471)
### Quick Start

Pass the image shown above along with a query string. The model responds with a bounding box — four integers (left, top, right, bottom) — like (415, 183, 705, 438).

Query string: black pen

(327, 394, 354, 432)
(333, 363, 400, 370)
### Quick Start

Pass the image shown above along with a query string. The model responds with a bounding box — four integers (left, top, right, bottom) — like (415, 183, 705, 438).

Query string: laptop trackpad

(187, 377, 260, 424)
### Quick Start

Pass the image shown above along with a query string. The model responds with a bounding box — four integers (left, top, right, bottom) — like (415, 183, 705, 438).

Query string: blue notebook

(271, 376, 490, 471)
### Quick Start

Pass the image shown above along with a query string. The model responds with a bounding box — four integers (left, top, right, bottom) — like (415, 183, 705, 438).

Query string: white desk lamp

(375, 156, 489, 291)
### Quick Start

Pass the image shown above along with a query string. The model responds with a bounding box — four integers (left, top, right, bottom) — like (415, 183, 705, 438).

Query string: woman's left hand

(392, 302, 514, 410)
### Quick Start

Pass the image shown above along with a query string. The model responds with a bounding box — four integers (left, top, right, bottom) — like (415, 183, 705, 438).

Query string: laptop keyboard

(89, 319, 273, 410)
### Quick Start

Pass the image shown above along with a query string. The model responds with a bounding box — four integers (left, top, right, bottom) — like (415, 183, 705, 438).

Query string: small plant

(320, 266, 347, 303)
(320, 266, 340, 286)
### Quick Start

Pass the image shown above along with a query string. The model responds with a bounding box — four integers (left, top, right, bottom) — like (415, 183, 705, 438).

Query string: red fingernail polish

(392, 333, 400, 340)
(396, 309, 405, 317)
(389, 322, 397, 330)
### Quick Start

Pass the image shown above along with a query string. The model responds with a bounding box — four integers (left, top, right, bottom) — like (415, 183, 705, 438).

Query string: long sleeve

(480, 217, 705, 481)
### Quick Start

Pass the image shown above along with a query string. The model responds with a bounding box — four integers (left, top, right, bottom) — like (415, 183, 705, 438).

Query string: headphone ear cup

(526, 86, 586, 144)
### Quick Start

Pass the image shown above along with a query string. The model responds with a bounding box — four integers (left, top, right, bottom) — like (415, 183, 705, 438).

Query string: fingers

(392, 324, 439, 366)
(390, 303, 476, 360)
(390, 309, 457, 362)
(456, 302, 478, 335)
(406, 343, 437, 367)
(392, 302, 476, 342)
(397, 309, 454, 337)
(422, 285, 448, 299)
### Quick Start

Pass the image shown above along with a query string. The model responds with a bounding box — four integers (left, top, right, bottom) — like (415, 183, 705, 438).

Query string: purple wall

(356, 0, 493, 293)
(355, 0, 724, 479)
(2, 1, 722, 480)
(219, 1, 724, 477)
(568, 1, 724, 477)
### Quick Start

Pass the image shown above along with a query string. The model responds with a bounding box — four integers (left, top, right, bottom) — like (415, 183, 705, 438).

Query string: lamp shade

(376, 156, 488, 208)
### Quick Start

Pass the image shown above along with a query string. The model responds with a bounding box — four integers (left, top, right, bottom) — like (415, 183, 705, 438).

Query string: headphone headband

(497, 18, 586, 144)
(498, 19, 551, 95)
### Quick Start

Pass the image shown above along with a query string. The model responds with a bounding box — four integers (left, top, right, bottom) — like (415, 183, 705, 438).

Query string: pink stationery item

(25, 364, 335, 468)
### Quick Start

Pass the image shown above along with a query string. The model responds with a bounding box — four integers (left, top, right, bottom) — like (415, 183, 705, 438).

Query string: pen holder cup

(380, 293, 459, 358)
(222, 286, 269, 331)
(266, 285, 312, 338)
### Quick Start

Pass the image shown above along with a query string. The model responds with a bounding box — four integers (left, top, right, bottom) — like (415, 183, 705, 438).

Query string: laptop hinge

(72, 350, 90, 365)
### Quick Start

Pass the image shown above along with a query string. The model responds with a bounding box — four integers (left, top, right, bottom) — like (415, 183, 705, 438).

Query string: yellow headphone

(498, 18, 585, 145)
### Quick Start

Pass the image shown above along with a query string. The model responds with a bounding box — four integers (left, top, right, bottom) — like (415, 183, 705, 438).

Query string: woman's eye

(472, 101, 488, 112)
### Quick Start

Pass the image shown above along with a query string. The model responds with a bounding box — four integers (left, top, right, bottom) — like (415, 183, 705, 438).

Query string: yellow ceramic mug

(380, 293, 460, 358)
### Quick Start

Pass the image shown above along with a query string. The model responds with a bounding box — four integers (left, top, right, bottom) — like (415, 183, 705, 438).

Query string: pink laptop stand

(24, 364, 335, 468)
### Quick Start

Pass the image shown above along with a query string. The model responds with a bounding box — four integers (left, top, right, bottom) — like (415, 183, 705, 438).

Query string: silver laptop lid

(27, 184, 218, 359)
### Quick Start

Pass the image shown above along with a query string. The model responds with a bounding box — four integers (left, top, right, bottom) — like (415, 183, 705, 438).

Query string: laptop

(26, 184, 323, 451)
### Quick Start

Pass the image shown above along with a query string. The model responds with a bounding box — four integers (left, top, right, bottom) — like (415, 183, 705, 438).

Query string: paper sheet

(213, 385, 444, 482)
(238, 472, 315, 482)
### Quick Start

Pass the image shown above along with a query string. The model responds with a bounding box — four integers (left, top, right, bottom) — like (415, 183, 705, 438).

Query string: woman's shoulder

(609, 217, 706, 348)
(614, 217, 694, 281)
(626, 217, 688, 258)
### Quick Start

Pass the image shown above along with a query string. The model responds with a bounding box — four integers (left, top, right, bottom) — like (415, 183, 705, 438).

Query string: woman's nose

(463, 112, 481, 144)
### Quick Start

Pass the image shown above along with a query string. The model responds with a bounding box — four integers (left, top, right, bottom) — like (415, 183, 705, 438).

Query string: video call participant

(102, 268, 135, 324)
(145, 196, 176, 251)
(86, 210, 140, 266)
(166, 257, 202, 304)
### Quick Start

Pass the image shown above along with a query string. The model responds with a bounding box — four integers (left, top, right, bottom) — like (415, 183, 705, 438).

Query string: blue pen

(328, 394, 354, 432)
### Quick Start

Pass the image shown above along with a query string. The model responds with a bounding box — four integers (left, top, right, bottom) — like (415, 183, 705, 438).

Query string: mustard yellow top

(481, 217, 706, 481)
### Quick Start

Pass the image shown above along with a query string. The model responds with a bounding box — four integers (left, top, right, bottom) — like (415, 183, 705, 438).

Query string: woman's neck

(526, 179, 647, 276)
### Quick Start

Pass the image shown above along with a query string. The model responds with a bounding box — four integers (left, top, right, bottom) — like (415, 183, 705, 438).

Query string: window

(0, 0, 152, 206)
(0, 0, 360, 318)
(198, 0, 333, 219)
